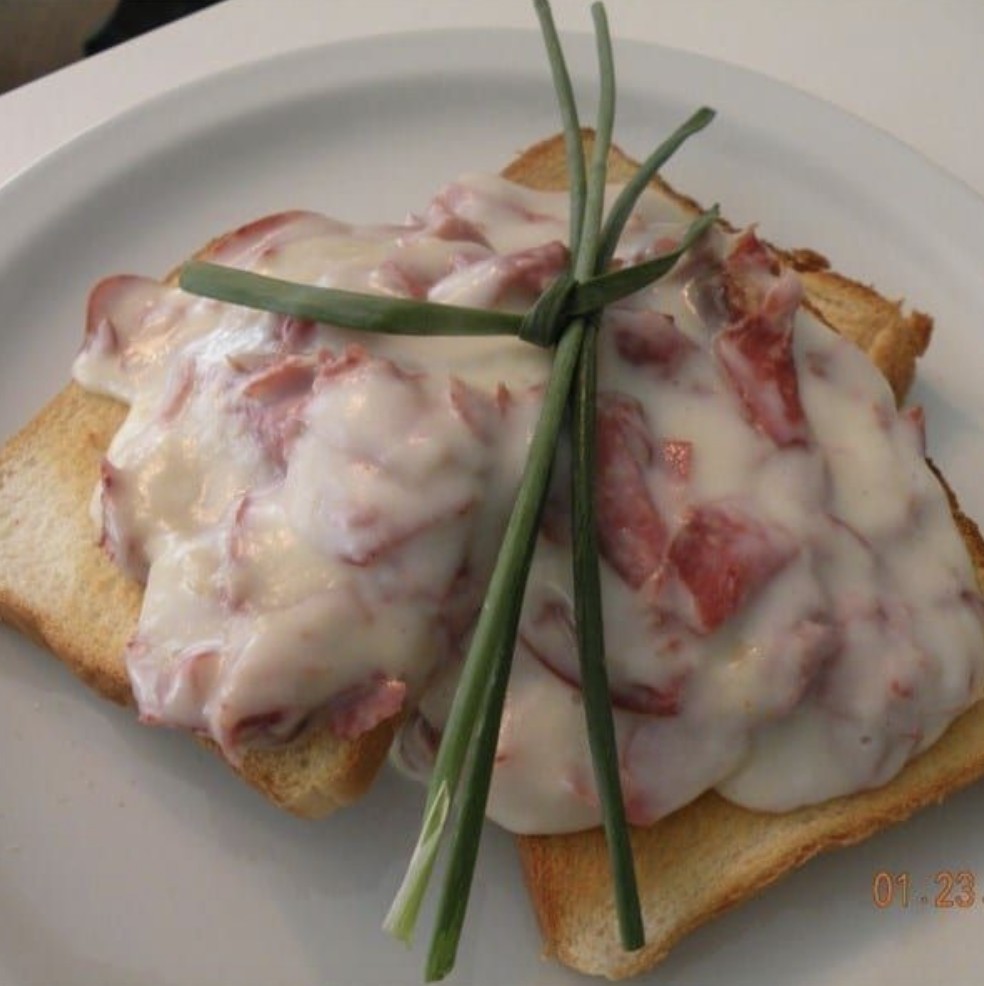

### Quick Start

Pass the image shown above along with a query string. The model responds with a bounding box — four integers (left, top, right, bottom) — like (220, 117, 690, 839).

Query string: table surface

(1, 0, 983, 200)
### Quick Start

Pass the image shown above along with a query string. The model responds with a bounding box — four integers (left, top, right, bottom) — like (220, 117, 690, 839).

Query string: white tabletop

(2, 0, 983, 200)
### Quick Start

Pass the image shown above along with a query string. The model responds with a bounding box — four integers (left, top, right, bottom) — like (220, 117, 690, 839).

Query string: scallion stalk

(598, 106, 716, 265)
(566, 2, 644, 952)
(534, 0, 586, 255)
(383, 309, 588, 950)
(179, 261, 521, 337)
(420, 3, 638, 976)
(576, 204, 719, 311)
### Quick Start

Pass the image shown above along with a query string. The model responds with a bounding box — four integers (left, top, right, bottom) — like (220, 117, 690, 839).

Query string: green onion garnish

(176, 1, 720, 978)
(533, 0, 586, 256)
(179, 263, 523, 337)
(180, 209, 716, 348)
(598, 106, 716, 266)
(568, 2, 644, 952)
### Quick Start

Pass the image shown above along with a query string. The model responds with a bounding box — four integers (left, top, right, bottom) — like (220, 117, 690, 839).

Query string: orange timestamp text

(872, 870, 981, 909)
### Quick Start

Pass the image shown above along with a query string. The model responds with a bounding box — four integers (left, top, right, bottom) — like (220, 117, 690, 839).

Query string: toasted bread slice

(507, 135, 984, 979)
(0, 362, 396, 819)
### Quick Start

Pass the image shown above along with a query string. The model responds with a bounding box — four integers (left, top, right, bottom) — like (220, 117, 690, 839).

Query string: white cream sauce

(73, 174, 984, 834)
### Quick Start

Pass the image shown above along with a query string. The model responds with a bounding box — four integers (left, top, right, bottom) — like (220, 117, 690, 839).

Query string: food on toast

(3, 135, 983, 978)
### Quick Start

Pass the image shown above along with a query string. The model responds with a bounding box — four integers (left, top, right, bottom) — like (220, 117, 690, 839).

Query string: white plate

(3, 28, 984, 986)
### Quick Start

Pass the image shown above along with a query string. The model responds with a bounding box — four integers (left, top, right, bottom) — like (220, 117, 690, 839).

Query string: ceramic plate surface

(2, 29, 984, 986)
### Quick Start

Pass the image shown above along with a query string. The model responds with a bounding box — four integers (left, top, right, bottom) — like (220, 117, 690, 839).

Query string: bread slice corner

(0, 380, 395, 817)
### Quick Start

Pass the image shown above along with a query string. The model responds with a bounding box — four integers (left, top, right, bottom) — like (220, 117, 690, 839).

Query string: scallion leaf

(179, 261, 521, 337)
(598, 106, 716, 267)
(534, 0, 586, 255)
(565, 1, 644, 952)
(575, 205, 719, 312)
